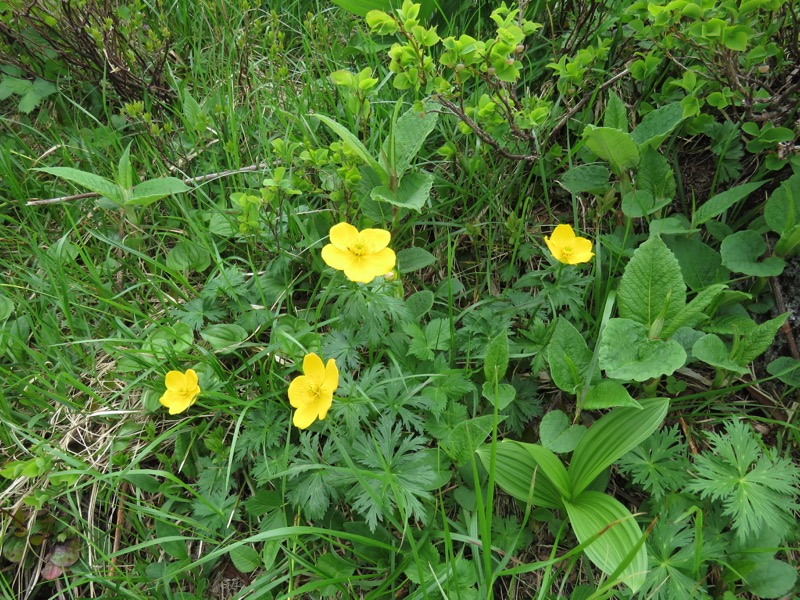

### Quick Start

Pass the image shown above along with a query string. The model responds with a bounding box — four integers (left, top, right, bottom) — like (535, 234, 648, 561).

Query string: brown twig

(769, 274, 800, 360)
(26, 162, 268, 206)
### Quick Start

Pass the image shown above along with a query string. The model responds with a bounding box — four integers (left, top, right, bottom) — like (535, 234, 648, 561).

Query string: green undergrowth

(1, 0, 799, 599)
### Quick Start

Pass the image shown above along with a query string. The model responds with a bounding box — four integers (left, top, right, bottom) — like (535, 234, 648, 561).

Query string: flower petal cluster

(288, 353, 339, 429)
(160, 369, 201, 415)
(321, 222, 396, 283)
(544, 224, 594, 265)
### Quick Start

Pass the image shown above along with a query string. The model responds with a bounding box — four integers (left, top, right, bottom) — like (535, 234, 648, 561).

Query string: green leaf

(155, 521, 189, 560)
(662, 283, 726, 338)
(558, 164, 611, 195)
(630, 103, 684, 149)
(599, 318, 686, 381)
(381, 101, 439, 180)
(618, 235, 686, 329)
(443, 415, 496, 465)
(547, 317, 592, 394)
(582, 126, 640, 173)
(397, 247, 437, 272)
(720, 230, 784, 276)
(481, 381, 516, 410)
(692, 334, 749, 373)
(733, 312, 788, 365)
(764, 173, 800, 235)
(603, 91, 628, 131)
(123, 473, 161, 493)
(774, 224, 800, 257)
(621, 190, 671, 218)
(313, 113, 387, 183)
(693, 181, 766, 226)
(477, 441, 563, 508)
(339, 0, 435, 18)
(0, 295, 13, 322)
(371, 171, 433, 211)
(583, 380, 641, 410)
(539, 410, 586, 454)
(767, 357, 800, 386)
(665, 237, 729, 291)
(200, 324, 248, 352)
(0, 76, 32, 99)
(182, 90, 207, 133)
(35, 167, 122, 204)
(405, 290, 434, 319)
(166, 240, 211, 272)
(569, 397, 669, 497)
(484, 331, 509, 385)
(229, 545, 261, 573)
(636, 147, 675, 203)
(117, 143, 133, 190)
(564, 491, 648, 592)
(743, 558, 797, 598)
(127, 177, 191, 207)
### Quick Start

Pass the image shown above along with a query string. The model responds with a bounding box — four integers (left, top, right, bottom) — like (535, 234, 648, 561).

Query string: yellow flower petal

(165, 370, 186, 391)
(549, 224, 576, 245)
(302, 353, 326, 382)
(288, 375, 314, 408)
(328, 222, 360, 249)
(184, 369, 198, 389)
(359, 228, 391, 252)
(323, 359, 339, 393)
(293, 403, 319, 429)
(321, 245, 354, 271)
(160, 389, 195, 415)
(569, 237, 595, 264)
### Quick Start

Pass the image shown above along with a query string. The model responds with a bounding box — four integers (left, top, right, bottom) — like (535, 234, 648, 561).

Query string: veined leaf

(599, 318, 686, 381)
(582, 126, 640, 173)
(128, 177, 190, 207)
(693, 181, 766, 226)
(630, 102, 684, 149)
(381, 101, 439, 181)
(477, 441, 563, 509)
(313, 113, 388, 184)
(547, 317, 592, 394)
(35, 167, 122, 204)
(371, 171, 433, 211)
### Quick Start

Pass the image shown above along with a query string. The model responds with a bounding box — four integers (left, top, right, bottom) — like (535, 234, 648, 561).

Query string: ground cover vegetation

(1, 0, 799, 597)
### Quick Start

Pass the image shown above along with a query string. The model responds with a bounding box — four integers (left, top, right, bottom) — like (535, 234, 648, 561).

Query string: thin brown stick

(26, 162, 268, 206)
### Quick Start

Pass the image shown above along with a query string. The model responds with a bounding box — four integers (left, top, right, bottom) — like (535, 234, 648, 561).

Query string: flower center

(561, 245, 574, 258)
(307, 383, 322, 401)
(349, 241, 368, 257)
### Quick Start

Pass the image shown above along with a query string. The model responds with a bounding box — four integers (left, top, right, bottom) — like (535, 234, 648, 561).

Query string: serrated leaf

(477, 441, 564, 508)
(720, 230, 784, 276)
(599, 318, 686, 381)
(35, 167, 122, 204)
(636, 147, 675, 203)
(182, 91, 206, 132)
(229, 545, 261, 573)
(618, 235, 686, 329)
(0, 76, 32, 99)
(558, 164, 611, 195)
(583, 380, 641, 410)
(127, 177, 190, 206)
(564, 491, 647, 592)
(630, 103, 684, 149)
(693, 181, 766, 226)
(569, 397, 669, 497)
(371, 171, 433, 211)
(443, 415, 496, 465)
(662, 283, 726, 338)
(764, 173, 800, 234)
(582, 125, 640, 173)
(539, 410, 586, 453)
(200, 324, 248, 352)
(382, 101, 439, 180)
(547, 317, 592, 394)
(397, 247, 436, 272)
(603, 91, 628, 131)
(484, 331, 509, 385)
(733, 312, 788, 365)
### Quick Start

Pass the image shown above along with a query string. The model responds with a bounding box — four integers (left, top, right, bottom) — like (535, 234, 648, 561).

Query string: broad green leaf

(539, 410, 586, 454)
(665, 237, 729, 291)
(0, 76, 32, 99)
(564, 491, 648, 592)
(443, 415, 496, 465)
(155, 521, 189, 560)
(662, 283, 726, 338)
(630, 103, 684, 149)
(381, 101, 439, 180)
(484, 331, 509, 385)
(618, 235, 686, 329)
(166, 240, 211, 272)
(767, 357, 800, 386)
(732, 312, 788, 365)
(200, 324, 248, 352)
(123, 473, 161, 492)
(182, 91, 207, 133)
(0, 296, 13, 322)
(603, 91, 628, 131)
(35, 167, 122, 204)
(405, 290, 434, 319)
(477, 441, 563, 509)
(371, 171, 433, 211)
(599, 318, 686, 381)
(128, 177, 191, 207)
(18, 79, 57, 113)
(397, 247, 437, 272)
(547, 317, 593, 394)
(720, 230, 784, 276)
(569, 397, 669, 497)
(117, 143, 133, 190)
(692, 334, 748, 373)
(313, 113, 387, 184)
(636, 146, 675, 202)
(229, 545, 261, 573)
(649, 217, 692, 236)
(481, 381, 516, 410)
(764, 173, 800, 234)
(693, 181, 766, 226)
(558, 164, 611, 195)
(743, 558, 797, 598)
(774, 224, 800, 257)
(621, 190, 671, 218)
(582, 126, 640, 173)
(583, 380, 641, 410)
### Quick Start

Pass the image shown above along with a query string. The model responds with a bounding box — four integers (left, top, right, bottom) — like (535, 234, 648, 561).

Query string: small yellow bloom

(544, 224, 594, 265)
(321, 222, 396, 283)
(160, 369, 201, 415)
(288, 353, 339, 429)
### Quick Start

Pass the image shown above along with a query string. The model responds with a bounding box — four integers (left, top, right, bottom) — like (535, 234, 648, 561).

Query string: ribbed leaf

(564, 491, 648, 592)
(569, 397, 668, 496)
(477, 441, 564, 508)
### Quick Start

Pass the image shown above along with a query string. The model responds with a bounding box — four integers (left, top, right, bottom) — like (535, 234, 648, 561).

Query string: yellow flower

(321, 222, 396, 283)
(288, 353, 339, 429)
(159, 369, 201, 415)
(544, 224, 594, 265)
